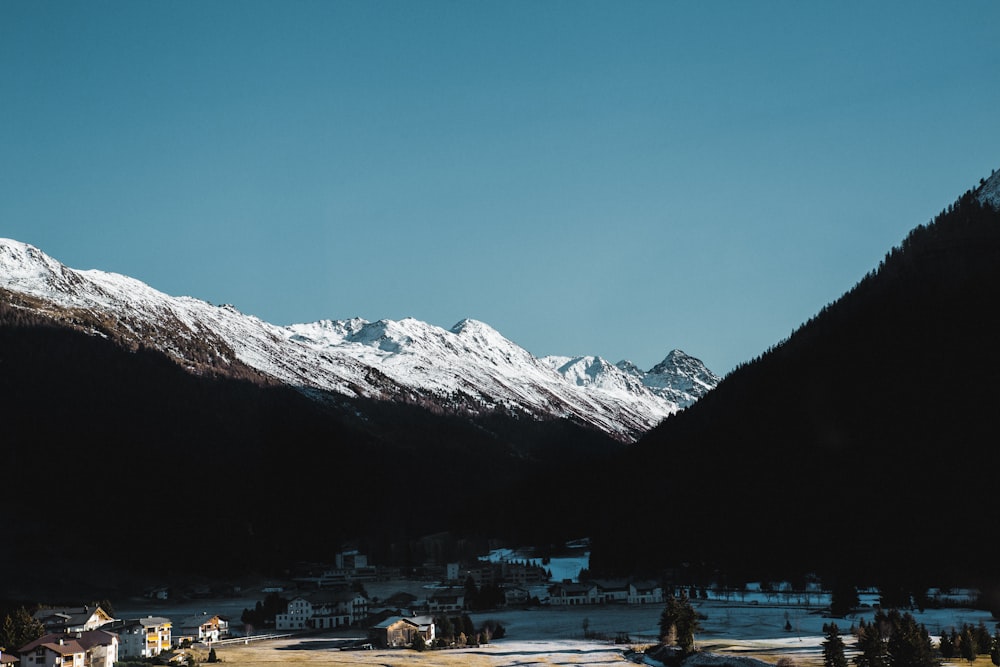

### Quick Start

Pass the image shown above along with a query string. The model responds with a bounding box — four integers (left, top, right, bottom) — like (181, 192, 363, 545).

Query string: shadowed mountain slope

(582, 171, 1000, 589)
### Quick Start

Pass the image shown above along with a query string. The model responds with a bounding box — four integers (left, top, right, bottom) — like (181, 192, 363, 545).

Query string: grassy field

(189, 638, 632, 666)
(191, 638, 1000, 667)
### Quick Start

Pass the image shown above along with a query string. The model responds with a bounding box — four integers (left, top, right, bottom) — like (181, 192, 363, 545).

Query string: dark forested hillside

(0, 307, 621, 597)
(584, 185, 1000, 590)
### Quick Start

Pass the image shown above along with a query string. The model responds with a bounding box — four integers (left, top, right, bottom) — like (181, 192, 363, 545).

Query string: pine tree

(939, 632, 955, 659)
(823, 623, 848, 667)
(830, 581, 860, 617)
(658, 594, 682, 644)
(436, 615, 454, 643)
(675, 593, 701, 654)
(961, 627, 976, 663)
(0, 607, 44, 652)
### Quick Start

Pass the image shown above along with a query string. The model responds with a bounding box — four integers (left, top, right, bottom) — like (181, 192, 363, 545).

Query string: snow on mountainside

(0, 238, 718, 441)
(975, 168, 1000, 209)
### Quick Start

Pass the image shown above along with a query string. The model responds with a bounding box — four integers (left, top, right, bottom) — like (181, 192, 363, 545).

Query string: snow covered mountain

(0, 238, 718, 441)
(975, 167, 1000, 208)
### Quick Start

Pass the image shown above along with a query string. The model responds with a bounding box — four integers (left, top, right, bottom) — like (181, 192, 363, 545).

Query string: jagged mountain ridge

(0, 238, 718, 441)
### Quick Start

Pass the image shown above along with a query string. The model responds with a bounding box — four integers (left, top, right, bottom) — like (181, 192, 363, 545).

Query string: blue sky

(3, 1, 998, 375)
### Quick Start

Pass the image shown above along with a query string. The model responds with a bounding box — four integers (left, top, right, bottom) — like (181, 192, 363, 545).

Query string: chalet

(31, 607, 114, 633)
(18, 630, 117, 667)
(175, 613, 229, 644)
(110, 616, 171, 658)
(594, 579, 630, 604)
(547, 582, 599, 606)
(628, 580, 664, 604)
(369, 616, 435, 648)
(426, 588, 465, 613)
(274, 590, 369, 631)
(16, 636, 84, 667)
(0, 649, 17, 667)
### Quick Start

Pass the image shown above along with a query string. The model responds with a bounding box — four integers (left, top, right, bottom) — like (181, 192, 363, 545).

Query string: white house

(427, 588, 465, 613)
(275, 590, 369, 631)
(548, 582, 600, 605)
(17, 636, 84, 667)
(18, 631, 118, 667)
(594, 579, 630, 604)
(176, 613, 229, 643)
(113, 616, 172, 658)
(628, 580, 664, 604)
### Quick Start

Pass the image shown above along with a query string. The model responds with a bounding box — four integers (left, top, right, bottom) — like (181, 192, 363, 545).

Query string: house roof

(550, 582, 596, 595)
(371, 616, 424, 630)
(20, 630, 117, 654)
(177, 614, 224, 629)
(629, 580, 661, 592)
(119, 616, 171, 629)
(18, 636, 85, 656)
(594, 579, 630, 591)
(31, 606, 112, 628)
(429, 587, 464, 601)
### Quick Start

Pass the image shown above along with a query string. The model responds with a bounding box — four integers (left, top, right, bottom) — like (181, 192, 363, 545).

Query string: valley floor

(119, 594, 998, 667)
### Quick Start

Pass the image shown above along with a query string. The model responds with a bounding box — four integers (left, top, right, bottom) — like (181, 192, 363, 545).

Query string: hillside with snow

(0, 238, 718, 441)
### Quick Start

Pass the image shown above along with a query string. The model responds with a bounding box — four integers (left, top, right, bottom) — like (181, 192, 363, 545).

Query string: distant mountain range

(0, 239, 717, 443)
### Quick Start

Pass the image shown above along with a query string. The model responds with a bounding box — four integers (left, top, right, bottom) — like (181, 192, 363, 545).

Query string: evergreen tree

(830, 581, 860, 617)
(675, 593, 701, 654)
(974, 622, 992, 655)
(989, 630, 999, 667)
(436, 615, 454, 643)
(939, 631, 955, 659)
(854, 618, 888, 667)
(855, 610, 938, 667)
(886, 610, 936, 667)
(658, 594, 682, 644)
(822, 623, 848, 667)
(960, 627, 976, 663)
(461, 613, 475, 639)
(0, 607, 44, 651)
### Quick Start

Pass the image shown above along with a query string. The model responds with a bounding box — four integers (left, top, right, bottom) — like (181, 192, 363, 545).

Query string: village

(4, 543, 998, 667)
(0, 545, 678, 666)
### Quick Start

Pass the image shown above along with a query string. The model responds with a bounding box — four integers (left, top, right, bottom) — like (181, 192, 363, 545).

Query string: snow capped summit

(1, 238, 719, 441)
(642, 349, 721, 406)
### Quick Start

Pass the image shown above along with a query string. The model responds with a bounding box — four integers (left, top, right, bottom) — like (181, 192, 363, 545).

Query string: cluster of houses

(0, 605, 228, 667)
(1, 545, 669, 660)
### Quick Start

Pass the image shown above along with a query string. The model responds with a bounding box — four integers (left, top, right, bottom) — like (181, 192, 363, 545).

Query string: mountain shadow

(0, 307, 621, 598)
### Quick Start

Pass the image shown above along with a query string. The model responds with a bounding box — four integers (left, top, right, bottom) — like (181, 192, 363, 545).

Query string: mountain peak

(2, 237, 719, 441)
(0, 238, 84, 295)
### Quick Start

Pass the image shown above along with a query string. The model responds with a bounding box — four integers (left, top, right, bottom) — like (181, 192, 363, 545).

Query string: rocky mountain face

(0, 238, 717, 442)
